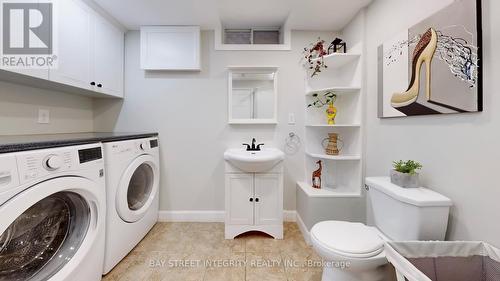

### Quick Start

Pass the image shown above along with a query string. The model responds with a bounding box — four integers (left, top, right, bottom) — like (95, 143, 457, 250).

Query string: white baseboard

(158, 211, 225, 222)
(296, 212, 311, 245)
(158, 210, 297, 223)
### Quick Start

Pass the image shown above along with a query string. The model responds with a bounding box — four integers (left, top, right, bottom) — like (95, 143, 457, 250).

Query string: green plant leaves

(306, 92, 337, 109)
(393, 160, 423, 175)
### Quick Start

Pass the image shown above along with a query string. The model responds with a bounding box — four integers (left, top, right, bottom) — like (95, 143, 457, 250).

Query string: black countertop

(0, 132, 159, 154)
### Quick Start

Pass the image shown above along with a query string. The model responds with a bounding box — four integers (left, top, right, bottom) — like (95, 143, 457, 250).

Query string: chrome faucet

(243, 138, 264, 151)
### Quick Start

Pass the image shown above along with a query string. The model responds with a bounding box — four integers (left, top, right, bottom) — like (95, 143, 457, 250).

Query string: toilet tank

(366, 177, 452, 241)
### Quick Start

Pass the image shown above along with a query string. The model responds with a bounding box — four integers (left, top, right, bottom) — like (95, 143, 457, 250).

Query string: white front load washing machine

(102, 137, 160, 274)
(0, 143, 106, 281)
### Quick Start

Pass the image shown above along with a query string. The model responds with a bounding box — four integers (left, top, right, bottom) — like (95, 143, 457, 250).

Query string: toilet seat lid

(311, 221, 384, 258)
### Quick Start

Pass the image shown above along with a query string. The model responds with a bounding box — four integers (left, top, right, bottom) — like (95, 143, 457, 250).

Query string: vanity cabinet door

(254, 174, 283, 225)
(225, 174, 254, 225)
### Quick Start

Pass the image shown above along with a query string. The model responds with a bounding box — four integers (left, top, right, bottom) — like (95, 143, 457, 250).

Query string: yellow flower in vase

(307, 91, 338, 125)
(326, 102, 337, 125)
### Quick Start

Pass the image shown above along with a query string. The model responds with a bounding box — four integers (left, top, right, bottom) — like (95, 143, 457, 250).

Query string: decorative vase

(390, 170, 420, 188)
(322, 133, 343, 156)
(326, 102, 337, 125)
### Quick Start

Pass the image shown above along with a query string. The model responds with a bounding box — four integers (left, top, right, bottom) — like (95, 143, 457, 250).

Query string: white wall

(364, 0, 500, 247)
(0, 81, 94, 135)
(94, 30, 338, 212)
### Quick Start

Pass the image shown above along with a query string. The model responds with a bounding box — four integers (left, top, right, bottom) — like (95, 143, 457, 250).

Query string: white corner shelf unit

(302, 51, 364, 197)
(305, 124, 361, 128)
(297, 181, 362, 198)
(306, 86, 361, 96)
(310, 53, 361, 68)
(305, 152, 361, 161)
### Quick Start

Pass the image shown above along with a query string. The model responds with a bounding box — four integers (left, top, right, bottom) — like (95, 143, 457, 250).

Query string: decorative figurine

(312, 160, 323, 189)
(328, 38, 347, 54)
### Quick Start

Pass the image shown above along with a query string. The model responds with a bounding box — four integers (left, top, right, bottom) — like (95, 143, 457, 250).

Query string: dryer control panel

(109, 137, 159, 157)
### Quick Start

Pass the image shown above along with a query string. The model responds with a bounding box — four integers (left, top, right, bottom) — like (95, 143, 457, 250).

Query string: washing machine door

(0, 177, 99, 281)
(116, 154, 159, 223)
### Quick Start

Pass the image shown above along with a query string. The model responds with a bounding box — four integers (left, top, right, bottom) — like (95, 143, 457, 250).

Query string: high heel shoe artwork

(391, 28, 438, 108)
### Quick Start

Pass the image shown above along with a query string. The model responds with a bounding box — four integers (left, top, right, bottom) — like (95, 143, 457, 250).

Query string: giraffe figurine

(312, 160, 322, 189)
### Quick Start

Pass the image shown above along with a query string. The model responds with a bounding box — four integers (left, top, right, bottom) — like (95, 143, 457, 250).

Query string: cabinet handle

(90, 82, 96, 86)
(97, 83, 103, 88)
(255, 198, 260, 202)
(249, 198, 254, 202)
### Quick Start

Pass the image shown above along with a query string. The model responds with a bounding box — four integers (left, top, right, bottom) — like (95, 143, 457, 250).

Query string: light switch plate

(38, 109, 50, 124)
(288, 113, 296, 125)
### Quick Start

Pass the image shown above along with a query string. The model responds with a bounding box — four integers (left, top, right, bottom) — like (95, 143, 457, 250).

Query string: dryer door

(116, 154, 159, 222)
(0, 177, 99, 281)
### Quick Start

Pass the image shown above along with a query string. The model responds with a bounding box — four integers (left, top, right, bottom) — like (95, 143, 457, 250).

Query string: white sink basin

(224, 148, 285, 173)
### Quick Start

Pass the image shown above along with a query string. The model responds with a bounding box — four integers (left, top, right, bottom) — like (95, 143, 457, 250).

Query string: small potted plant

(391, 160, 423, 188)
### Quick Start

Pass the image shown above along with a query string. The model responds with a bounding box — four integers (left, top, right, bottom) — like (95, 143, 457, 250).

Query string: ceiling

(92, 0, 373, 31)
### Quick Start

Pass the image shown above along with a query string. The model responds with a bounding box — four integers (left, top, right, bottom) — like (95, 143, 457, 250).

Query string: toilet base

(322, 264, 387, 281)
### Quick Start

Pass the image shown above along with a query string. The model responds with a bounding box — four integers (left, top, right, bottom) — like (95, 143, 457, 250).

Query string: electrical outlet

(288, 113, 296, 125)
(38, 109, 50, 124)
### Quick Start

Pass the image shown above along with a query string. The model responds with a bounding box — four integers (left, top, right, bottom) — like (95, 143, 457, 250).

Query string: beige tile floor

(102, 222, 323, 281)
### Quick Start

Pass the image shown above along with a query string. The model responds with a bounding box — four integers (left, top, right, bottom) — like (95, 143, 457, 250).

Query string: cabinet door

(49, 0, 92, 89)
(254, 174, 283, 225)
(140, 26, 200, 70)
(225, 174, 254, 225)
(93, 15, 124, 97)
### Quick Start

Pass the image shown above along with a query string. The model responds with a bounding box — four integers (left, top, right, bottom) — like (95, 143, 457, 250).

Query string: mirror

(228, 67, 278, 124)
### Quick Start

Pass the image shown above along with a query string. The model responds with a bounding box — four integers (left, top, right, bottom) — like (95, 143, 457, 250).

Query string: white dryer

(0, 143, 105, 281)
(102, 137, 160, 274)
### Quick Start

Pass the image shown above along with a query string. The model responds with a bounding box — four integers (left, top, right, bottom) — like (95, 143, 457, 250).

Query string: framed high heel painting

(378, 0, 482, 118)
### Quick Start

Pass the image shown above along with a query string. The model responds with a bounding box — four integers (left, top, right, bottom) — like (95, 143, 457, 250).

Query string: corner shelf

(297, 182, 362, 198)
(306, 86, 361, 96)
(301, 50, 364, 198)
(310, 53, 361, 69)
(306, 152, 361, 161)
(305, 124, 361, 128)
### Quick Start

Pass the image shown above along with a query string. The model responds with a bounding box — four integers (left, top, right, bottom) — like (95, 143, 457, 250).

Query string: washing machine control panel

(0, 155, 20, 194)
(16, 144, 103, 184)
(19, 151, 73, 181)
(138, 141, 150, 151)
(150, 139, 158, 148)
(78, 147, 102, 164)
(43, 155, 63, 171)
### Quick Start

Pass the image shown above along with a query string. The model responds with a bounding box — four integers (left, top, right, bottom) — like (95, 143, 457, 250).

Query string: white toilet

(310, 177, 453, 281)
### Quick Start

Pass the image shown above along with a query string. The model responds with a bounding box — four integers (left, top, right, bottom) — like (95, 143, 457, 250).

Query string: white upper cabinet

(49, 0, 124, 97)
(140, 26, 200, 71)
(49, 0, 93, 90)
(93, 14, 124, 97)
(0, 0, 124, 98)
